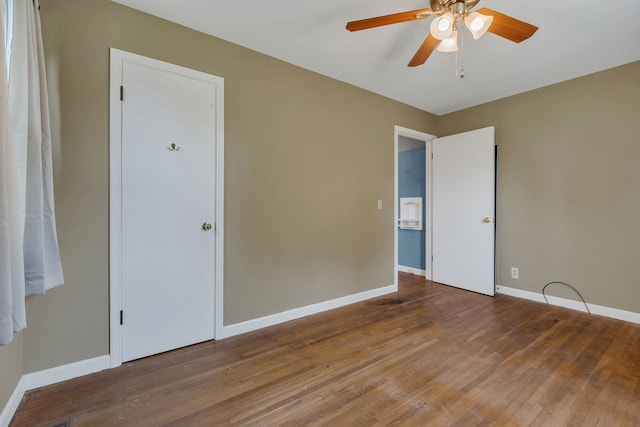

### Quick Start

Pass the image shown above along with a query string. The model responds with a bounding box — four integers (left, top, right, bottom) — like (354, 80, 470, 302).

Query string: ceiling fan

(346, 0, 538, 68)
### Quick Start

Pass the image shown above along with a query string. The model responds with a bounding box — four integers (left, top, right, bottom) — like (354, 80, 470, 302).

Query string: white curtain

(0, 0, 26, 346)
(0, 0, 63, 346)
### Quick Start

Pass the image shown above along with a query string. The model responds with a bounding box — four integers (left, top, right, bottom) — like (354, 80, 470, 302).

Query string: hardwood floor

(11, 273, 640, 426)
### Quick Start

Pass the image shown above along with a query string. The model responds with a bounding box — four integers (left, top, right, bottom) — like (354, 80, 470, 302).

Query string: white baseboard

(0, 355, 110, 427)
(397, 265, 426, 277)
(0, 377, 25, 427)
(23, 355, 110, 391)
(223, 284, 397, 338)
(496, 285, 640, 325)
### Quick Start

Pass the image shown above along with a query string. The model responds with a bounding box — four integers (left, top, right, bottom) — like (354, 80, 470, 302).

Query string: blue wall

(398, 146, 426, 270)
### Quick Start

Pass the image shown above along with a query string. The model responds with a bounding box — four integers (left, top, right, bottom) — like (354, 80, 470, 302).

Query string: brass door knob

(202, 223, 213, 231)
(482, 217, 492, 224)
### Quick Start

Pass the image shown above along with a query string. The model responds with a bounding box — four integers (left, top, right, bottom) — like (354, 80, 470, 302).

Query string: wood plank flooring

(11, 273, 640, 426)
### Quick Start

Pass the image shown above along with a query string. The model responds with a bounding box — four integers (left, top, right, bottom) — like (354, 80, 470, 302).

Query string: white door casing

(109, 49, 224, 366)
(431, 126, 495, 296)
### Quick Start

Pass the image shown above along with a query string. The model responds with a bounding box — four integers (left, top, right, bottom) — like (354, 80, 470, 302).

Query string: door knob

(482, 217, 492, 224)
(202, 223, 213, 231)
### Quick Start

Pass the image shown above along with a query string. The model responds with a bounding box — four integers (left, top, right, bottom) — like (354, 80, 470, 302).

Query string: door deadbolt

(202, 223, 213, 231)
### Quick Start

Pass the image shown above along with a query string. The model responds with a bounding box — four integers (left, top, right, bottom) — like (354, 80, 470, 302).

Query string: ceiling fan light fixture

(430, 12, 454, 40)
(345, 2, 539, 70)
(464, 12, 493, 40)
(437, 32, 458, 52)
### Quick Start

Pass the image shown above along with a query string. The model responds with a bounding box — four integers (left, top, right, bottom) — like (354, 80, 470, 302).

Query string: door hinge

(431, 255, 434, 261)
(120, 310, 123, 325)
(431, 152, 434, 159)
(120, 85, 124, 101)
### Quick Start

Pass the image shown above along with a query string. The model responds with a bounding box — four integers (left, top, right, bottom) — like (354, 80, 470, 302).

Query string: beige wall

(439, 61, 640, 312)
(14, 0, 438, 376)
(0, 333, 22, 413)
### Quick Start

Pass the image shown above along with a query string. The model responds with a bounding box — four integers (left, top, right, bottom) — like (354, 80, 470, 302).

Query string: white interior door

(119, 57, 217, 362)
(432, 127, 495, 296)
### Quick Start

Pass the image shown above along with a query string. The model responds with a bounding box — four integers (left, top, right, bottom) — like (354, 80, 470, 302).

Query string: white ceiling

(112, 0, 640, 115)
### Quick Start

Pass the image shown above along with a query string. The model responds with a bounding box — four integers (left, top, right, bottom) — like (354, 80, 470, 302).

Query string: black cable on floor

(542, 281, 590, 314)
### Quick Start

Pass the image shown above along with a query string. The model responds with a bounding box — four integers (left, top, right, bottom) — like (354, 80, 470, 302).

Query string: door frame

(394, 126, 436, 283)
(108, 48, 225, 368)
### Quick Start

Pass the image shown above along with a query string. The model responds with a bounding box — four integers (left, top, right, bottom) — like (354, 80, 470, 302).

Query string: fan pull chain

(455, 27, 459, 77)
(454, 21, 465, 79)
(458, 21, 465, 79)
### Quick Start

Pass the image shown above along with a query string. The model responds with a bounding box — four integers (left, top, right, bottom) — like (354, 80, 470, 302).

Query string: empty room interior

(1, 0, 640, 425)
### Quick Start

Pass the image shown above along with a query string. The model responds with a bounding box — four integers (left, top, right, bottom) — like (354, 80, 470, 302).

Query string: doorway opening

(394, 126, 496, 296)
(394, 126, 435, 285)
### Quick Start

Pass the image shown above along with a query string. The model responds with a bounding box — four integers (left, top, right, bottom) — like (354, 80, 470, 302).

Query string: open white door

(432, 127, 495, 296)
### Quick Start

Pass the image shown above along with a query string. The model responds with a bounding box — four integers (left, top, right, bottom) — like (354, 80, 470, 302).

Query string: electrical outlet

(511, 267, 519, 279)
